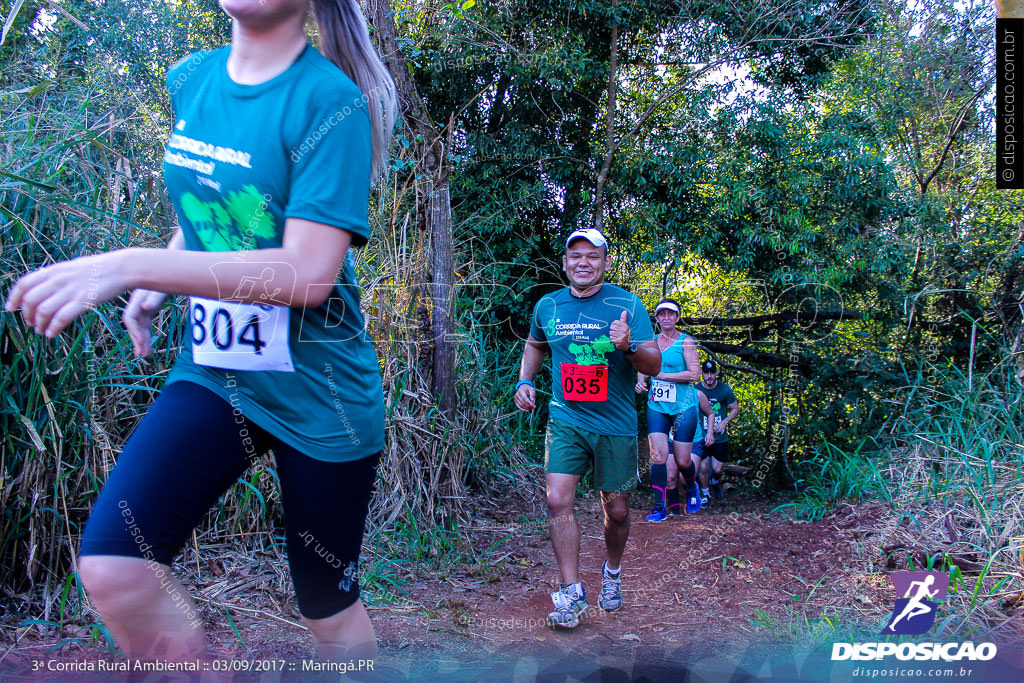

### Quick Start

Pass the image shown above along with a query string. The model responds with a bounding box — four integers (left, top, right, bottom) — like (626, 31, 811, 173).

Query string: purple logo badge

(882, 571, 949, 635)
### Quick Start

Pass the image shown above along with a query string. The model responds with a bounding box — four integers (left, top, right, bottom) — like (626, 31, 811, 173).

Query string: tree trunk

(367, 0, 456, 416)
(429, 170, 455, 415)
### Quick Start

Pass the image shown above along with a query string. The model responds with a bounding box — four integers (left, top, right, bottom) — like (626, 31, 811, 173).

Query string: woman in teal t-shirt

(636, 298, 714, 519)
(6, 0, 396, 665)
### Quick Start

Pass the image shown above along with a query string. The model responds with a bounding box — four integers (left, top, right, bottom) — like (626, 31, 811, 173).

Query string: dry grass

(870, 445, 1024, 641)
(1, 57, 529, 638)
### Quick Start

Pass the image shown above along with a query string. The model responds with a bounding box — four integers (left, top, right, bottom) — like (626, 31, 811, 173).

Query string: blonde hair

(311, 0, 398, 182)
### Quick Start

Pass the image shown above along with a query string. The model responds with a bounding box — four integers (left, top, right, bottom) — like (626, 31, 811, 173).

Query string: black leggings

(80, 381, 380, 619)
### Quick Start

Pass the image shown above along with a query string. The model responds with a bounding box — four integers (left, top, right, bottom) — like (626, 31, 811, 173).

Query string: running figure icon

(881, 571, 952, 636)
(886, 575, 939, 632)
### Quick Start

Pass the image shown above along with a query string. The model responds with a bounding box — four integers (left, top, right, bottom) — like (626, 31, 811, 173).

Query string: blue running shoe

(599, 561, 623, 611)
(685, 485, 702, 514)
(645, 505, 668, 523)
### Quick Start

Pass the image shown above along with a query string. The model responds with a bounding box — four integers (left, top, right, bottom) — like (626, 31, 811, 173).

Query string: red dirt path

(1, 491, 892, 680)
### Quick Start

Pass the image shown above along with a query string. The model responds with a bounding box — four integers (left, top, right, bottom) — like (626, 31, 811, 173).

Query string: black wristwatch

(625, 341, 639, 355)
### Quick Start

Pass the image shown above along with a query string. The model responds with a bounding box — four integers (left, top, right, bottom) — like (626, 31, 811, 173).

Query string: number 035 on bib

(190, 297, 295, 372)
(561, 362, 608, 401)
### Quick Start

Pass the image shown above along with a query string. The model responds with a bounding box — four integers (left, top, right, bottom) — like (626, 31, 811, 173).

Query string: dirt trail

(2, 492, 888, 680)
(368, 493, 857, 655)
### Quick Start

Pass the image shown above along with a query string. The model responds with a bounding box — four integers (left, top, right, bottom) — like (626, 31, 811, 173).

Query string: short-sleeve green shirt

(529, 284, 655, 436)
(161, 44, 384, 462)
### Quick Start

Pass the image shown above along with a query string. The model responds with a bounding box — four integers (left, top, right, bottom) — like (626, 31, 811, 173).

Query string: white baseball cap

(565, 228, 608, 249)
(654, 301, 680, 314)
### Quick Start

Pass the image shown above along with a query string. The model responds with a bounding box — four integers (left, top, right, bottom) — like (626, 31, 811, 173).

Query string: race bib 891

(190, 297, 294, 372)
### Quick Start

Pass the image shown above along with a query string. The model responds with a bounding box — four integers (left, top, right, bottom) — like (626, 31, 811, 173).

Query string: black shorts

(80, 381, 380, 619)
(706, 441, 730, 463)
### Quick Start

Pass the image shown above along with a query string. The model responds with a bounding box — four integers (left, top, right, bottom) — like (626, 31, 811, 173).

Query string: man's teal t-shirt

(698, 381, 738, 443)
(529, 284, 655, 436)
(647, 333, 698, 415)
(161, 44, 385, 462)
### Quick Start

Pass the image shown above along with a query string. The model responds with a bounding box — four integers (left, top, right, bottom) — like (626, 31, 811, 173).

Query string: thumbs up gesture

(610, 310, 631, 351)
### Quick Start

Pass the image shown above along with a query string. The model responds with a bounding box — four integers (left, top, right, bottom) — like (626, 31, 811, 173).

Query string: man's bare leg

(546, 473, 582, 583)
(601, 492, 630, 570)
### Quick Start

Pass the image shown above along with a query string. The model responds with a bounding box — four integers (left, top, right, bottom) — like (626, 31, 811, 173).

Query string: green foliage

(1, 52, 185, 600)
(776, 345, 1023, 638)
(1, 0, 1019, 641)
(783, 332, 1023, 519)
(774, 441, 889, 521)
(381, 0, 876, 333)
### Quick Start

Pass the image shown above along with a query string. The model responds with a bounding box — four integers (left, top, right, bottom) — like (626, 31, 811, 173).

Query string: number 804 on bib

(190, 297, 295, 372)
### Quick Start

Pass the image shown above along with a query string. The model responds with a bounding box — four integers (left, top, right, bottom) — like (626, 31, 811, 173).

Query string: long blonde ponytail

(310, 0, 397, 182)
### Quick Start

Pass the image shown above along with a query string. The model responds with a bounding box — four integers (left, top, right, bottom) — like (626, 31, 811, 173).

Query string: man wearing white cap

(514, 228, 661, 628)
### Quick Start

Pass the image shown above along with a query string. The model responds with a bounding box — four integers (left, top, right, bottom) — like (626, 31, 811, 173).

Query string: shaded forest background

(1, 0, 1021, 642)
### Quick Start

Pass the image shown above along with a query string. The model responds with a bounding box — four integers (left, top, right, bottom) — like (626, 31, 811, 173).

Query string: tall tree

(367, 0, 458, 415)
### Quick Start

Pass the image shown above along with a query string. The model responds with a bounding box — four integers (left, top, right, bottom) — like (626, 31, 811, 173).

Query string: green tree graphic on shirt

(225, 185, 275, 240)
(180, 192, 213, 233)
(181, 192, 232, 251)
(210, 202, 232, 231)
(568, 335, 615, 365)
(178, 185, 276, 251)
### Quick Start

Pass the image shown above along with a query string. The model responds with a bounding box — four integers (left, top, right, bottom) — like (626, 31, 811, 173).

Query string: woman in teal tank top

(635, 298, 715, 518)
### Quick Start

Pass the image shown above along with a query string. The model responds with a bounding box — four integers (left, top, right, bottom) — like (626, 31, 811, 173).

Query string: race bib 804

(190, 297, 294, 372)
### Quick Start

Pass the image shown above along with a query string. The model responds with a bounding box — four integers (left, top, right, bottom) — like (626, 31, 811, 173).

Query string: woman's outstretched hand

(123, 288, 169, 357)
(4, 252, 130, 339)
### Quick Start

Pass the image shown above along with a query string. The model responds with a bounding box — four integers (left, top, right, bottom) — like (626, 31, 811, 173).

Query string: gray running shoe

(598, 562, 623, 611)
(548, 584, 587, 628)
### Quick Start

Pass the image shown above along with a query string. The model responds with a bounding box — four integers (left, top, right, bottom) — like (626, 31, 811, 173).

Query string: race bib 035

(561, 362, 608, 401)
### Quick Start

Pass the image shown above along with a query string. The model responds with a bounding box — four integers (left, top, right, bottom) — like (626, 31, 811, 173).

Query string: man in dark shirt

(696, 360, 740, 501)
